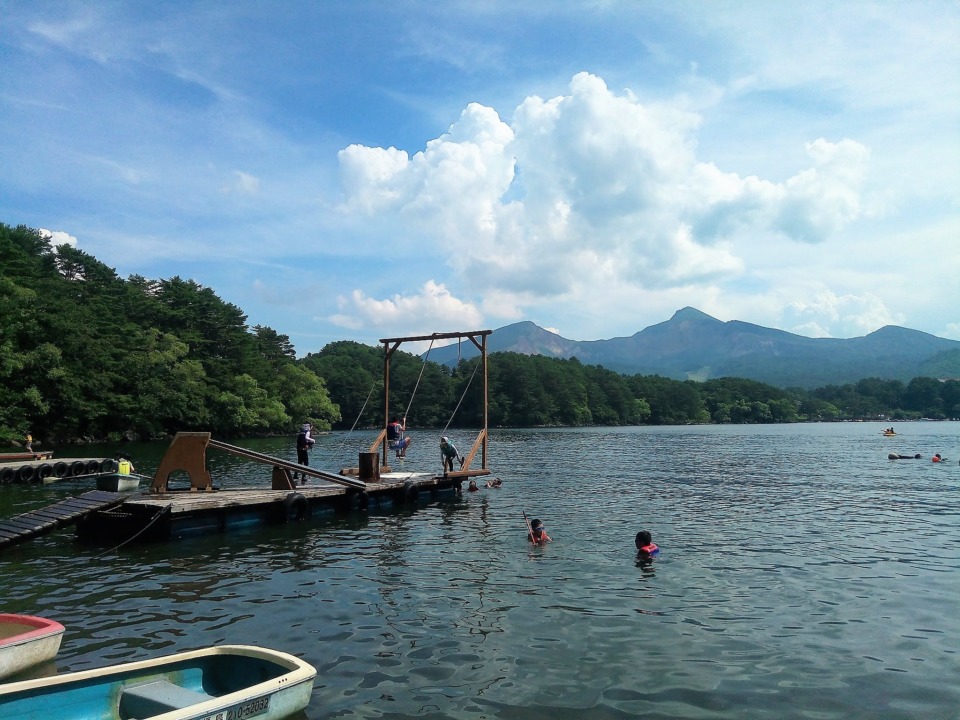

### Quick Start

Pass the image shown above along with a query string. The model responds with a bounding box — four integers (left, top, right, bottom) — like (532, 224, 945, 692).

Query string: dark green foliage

(0, 222, 338, 444)
(312, 344, 959, 428)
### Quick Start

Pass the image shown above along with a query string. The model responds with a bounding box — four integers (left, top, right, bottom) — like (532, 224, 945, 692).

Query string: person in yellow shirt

(117, 454, 135, 475)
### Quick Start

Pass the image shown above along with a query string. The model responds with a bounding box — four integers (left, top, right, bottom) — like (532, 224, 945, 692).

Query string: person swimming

(528, 518, 552, 545)
(635, 530, 659, 556)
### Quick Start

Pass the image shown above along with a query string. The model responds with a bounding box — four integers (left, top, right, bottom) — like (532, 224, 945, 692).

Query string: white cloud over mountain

(334, 72, 870, 333)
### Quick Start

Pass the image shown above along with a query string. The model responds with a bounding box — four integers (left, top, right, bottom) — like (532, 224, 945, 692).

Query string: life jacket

(639, 543, 659, 555)
(529, 529, 550, 544)
(118, 459, 132, 475)
(296, 431, 309, 450)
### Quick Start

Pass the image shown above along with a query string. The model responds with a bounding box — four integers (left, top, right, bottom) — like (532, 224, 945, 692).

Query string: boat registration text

(199, 695, 270, 720)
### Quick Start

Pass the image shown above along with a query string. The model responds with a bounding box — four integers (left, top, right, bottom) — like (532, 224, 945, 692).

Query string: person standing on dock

(387, 416, 411, 458)
(294, 423, 315, 479)
(24, 431, 33, 452)
(439, 436, 462, 473)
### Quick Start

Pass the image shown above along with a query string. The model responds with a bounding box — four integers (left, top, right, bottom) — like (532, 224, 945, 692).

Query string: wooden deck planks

(119, 473, 446, 516)
(0, 490, 126, 550)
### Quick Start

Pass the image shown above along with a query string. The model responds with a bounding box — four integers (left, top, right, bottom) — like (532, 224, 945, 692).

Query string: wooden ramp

(0, 490, 125, 551)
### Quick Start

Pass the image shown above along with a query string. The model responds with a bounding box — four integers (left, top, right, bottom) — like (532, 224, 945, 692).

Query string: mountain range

(428, 307, 960, 389)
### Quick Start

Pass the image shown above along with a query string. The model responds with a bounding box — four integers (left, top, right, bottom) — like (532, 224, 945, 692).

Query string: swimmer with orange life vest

(635, 530, 659, 557)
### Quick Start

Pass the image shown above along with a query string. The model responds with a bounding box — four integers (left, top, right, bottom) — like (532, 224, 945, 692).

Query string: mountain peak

(670, 307, 718, 323)
(425, 309, 960, 387)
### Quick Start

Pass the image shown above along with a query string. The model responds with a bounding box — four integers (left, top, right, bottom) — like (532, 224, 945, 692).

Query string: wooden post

(358, 452, 380, 482)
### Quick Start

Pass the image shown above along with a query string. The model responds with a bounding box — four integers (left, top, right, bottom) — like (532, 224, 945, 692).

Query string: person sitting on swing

(439, 436, 462, 473)
(387, 416, 412, 458)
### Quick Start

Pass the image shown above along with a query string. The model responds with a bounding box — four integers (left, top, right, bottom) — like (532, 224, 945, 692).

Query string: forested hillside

(307, 345, 960, 429)
(1, 223, 338, 443)
(3, 222, 958, 447)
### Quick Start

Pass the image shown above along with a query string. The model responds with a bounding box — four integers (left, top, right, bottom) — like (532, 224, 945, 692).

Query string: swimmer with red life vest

(524, 512, 552, 545)
(635, 530, 659, 557)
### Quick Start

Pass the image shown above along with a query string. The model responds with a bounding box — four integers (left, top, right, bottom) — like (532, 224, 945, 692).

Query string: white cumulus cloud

(39, 228, 78, 247)
(329, 281, 483, 336)
(337, 72, 870, 319)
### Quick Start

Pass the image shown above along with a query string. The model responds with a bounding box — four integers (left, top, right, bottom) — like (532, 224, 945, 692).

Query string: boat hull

(0, 614, 65, 681)
(0, 644, 316, 720)
(95, 473, 145, 492)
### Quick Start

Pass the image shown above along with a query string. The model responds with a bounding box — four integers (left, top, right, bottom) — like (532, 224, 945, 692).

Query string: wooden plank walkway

(121, 472, 440, 515)
(0, 490, 126, 550)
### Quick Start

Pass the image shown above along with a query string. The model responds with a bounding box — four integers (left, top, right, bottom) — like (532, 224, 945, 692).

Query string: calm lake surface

(2, 422, 958, 719)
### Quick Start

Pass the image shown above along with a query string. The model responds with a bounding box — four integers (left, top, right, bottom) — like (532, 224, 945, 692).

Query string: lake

(2, 422, 958, 719)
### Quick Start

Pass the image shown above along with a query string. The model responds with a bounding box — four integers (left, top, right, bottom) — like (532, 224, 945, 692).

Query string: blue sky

(3, 1, 958, 355)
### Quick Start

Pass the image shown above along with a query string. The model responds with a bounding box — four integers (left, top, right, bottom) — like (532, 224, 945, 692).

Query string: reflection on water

(2, 423, 959, 718)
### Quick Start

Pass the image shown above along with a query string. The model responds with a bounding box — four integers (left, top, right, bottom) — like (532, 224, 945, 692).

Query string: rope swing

(338, 381, 379, 453)
(402, 337, 435, 421)
(440, 358, 480, 436)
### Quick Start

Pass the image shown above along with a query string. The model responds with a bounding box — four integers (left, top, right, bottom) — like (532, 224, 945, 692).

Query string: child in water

(635, 530, 659, 556)
(528, 518, 552, 545)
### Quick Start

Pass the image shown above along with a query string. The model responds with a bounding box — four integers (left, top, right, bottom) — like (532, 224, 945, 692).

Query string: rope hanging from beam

(402, 338, 435, 420)
(441, 358, 480, 436)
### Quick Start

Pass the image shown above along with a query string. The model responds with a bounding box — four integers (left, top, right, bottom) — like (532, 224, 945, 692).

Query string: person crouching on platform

(439, 436, 462, 473)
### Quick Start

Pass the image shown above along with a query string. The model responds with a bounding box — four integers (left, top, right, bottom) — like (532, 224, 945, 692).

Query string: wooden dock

(0, 490, 126, 551)
(75, 471, 469, 544)
(69, 328, 497, 547)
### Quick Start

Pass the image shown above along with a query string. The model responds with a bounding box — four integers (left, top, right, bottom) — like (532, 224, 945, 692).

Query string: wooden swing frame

(371, 330, 492, 477)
